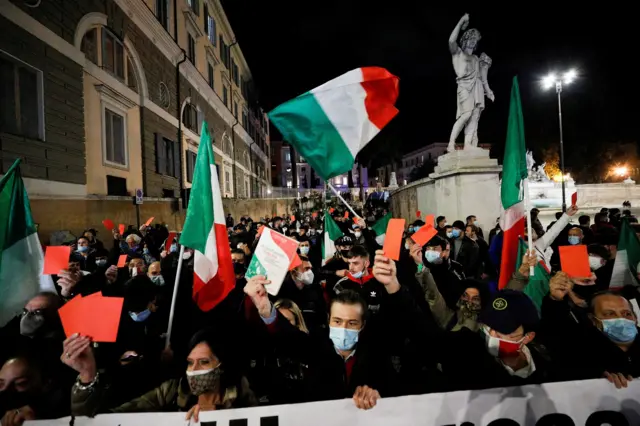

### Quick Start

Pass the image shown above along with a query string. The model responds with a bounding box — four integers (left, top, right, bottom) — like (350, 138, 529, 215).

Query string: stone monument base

(425, 148, 502, 232)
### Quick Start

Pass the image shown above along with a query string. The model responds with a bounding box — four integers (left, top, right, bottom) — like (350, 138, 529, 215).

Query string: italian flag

(268, 67, 399, 181)
(516, 239, 550, 312)
(610, 219, 640, 289)
(322, 211, 344, 265)
(371, 212, 392, 246)
(180, 122, 235, 311)
(498, 77, 529, 289)
(0, 160, 55, 326)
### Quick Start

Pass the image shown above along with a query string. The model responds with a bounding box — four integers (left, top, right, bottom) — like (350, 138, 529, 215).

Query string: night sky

(222, 1, 637, 171)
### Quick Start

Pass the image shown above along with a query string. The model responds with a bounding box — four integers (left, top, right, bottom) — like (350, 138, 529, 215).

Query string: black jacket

(450, 236, 480, 278)
(332, 270, 387, 314)
(438, 328, 557, 391)
(426, 259, 466, 310)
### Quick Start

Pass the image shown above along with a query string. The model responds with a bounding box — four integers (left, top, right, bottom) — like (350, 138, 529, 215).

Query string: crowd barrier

(27, 378, 640, 426)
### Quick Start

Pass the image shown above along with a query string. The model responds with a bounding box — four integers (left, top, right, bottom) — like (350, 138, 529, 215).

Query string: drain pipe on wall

(176, 50, 187, 202)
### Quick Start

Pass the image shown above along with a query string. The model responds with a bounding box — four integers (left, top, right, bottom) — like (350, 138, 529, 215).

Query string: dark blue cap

(479, 290, 539, 334)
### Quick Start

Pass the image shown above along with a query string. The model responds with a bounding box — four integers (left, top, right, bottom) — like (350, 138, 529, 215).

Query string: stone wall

(0, 16, 85, 183)
(31, 197, 295, 243)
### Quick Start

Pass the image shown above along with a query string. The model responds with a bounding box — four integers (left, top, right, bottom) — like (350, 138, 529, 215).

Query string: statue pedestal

(427, 148, 502, 232)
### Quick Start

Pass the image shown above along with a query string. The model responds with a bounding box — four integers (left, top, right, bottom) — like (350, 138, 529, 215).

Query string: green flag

(0, 159, 55, 325)
(371, 212, 392, 245)
(322, 211, 344, 265)
(515, 239, 550, 312)
(610, 219, 640, 289)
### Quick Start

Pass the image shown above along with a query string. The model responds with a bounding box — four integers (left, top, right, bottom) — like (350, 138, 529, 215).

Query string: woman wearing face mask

(63, 329, 257, 420)
(71, 237, 97, 273)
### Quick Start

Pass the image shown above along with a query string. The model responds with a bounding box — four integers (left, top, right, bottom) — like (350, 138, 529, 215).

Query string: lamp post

(542, 69, 576, 212)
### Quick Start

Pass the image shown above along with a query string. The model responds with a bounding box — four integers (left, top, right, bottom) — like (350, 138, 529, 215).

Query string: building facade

(0, 0, 270, 218)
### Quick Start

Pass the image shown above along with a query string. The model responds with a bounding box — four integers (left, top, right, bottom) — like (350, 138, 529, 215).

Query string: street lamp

(542, 69, 576, 212)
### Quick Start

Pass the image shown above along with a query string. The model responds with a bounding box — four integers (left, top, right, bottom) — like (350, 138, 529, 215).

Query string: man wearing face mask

(544, 289, 640, 389)
(71, 237, 97, 273)
(423, 237, 466, 309)
(278, 255, 326, 333)
(319, 236, 353, 287)
(245, 248, 429, 408)
(449, 220, 480, 279)
(332, 246, 387, 314)
(438, 290, 555, 391)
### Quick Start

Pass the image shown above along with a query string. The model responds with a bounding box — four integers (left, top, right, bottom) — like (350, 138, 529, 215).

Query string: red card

(382, 218, 405, 261)
(289, 253, 302, 270)
(571, 192, 577, 206)
(102, 219, 114, 231)
(118, 224, 125, 235)
(257, 225, 265, 236)
(411, 225, 438, 247)
(559, 245, 591, 278)
(344, 211, 349, 219)
(85, 291, 103, 299)
(43, 246, 71, 275)
(117, 254, 128, 268)
(425, 214, 434, 227)
(353, 216, 360, 224)
(58, 295, 84, 337)
(312, 212, 318, 219)
(144, 217, 154, 226)
(329, 208, 335, 214)
(78, 296, 124, 342)
(165, 232, 176, 251)
(290, 215, 296, 222)
(416, 210, 422, 219)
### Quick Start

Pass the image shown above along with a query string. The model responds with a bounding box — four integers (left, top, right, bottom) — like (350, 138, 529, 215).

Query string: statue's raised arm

(449, 13, 469, 55)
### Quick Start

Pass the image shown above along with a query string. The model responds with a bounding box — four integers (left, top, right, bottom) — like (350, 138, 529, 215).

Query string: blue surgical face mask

(329, 326, 360, 351)
(446, 231, 454, 239)
(129, 309, 151, 322)
(351, 270, 364, 279)
(299, 246, 310, 256)
(169, 244, 178, 253)
(77, 246, 89, 253)
(95, 259, 107, 267)
(451, 229, 462, 238)
(143, 248, 149, 255)
(150, 275, 165, 286)
(598, 318, 638, 343)
(568, 235, 581, 245)
(425, 250, 443, 264)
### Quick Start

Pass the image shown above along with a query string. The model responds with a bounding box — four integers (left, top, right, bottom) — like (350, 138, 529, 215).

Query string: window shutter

(173, 141, 181, 179)
(186, 150, 193, 182)
(155, 133, 166, 174)
(204, 4, 208, 34)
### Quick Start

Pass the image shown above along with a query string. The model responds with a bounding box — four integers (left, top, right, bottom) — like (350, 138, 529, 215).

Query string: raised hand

(567, 205, 579, 216)
(372, 250, 400, 294)
(244, 275, 272, 318)
(409, 243, 423, 265)
(549, 271, 573, 301)
(105, 265, 118, 284)
(517, 250, 537, 276)
(61, 334, 96, 383)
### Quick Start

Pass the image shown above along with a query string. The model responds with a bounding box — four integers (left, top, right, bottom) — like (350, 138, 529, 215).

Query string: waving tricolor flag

(498, 77, 529, 289)
(180, 122, 235, 311)
(268, 67, 399, 181)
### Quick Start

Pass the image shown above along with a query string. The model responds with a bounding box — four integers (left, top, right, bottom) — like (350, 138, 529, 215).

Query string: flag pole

(523, 178, 534, 276)
(328, 183, 361, 219)
(165, 243, 185, 348)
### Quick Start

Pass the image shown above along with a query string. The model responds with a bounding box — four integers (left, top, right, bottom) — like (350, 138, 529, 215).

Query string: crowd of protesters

(1, 200, 639, 425)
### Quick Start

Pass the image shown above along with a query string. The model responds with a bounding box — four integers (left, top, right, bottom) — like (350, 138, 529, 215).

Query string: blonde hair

(274, 299, 309, 334)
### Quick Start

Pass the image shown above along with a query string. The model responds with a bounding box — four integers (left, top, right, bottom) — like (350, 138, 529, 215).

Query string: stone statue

(447, 14, 494, 152)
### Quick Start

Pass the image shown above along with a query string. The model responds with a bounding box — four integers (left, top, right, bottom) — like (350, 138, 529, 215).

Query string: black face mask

(340, 250, 350, 258)
(0, 389, 38, 412)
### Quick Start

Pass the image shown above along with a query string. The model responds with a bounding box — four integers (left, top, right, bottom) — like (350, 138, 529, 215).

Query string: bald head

(147, 261, 162, 278)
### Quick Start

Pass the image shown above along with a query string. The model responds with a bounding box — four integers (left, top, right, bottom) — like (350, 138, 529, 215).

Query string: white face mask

(354, 231, 362, 238)
(183, 251, 193, 260)
(299, 246, 310, 256)
(300, 270, 314, 285)
(589, 255, 604, 271)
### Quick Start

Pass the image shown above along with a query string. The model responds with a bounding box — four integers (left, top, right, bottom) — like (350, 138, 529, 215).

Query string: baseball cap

(335, 235, 354, 246)
(480, 290, 539, 334)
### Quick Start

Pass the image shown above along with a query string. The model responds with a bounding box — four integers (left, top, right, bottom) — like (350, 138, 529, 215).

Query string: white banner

(27, 379, 640, 426)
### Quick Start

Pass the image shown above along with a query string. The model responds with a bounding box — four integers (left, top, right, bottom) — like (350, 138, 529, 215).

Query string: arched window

(243, 151, 250, 170)
(223, 134, 233, 157)
(75, 13, 147, 97)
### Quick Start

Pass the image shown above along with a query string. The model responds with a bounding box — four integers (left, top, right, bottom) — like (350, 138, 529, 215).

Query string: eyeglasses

(22, 309, 44, 317)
